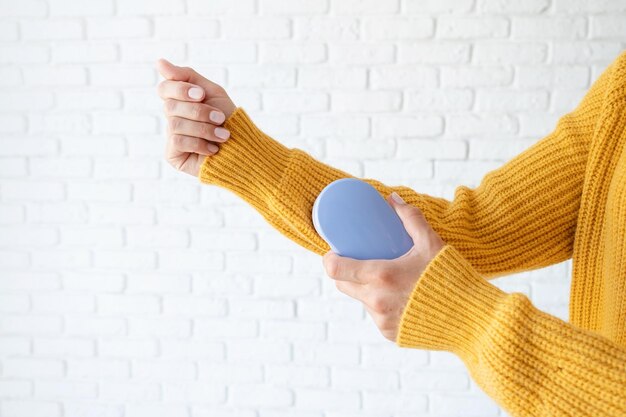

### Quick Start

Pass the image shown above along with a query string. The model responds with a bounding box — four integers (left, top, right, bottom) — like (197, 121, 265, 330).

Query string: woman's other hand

(156, 58, 237, 177)
(322, 192, 446, 342)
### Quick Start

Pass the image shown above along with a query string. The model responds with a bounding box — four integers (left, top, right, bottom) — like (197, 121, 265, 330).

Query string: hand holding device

(312, 178, 414, 260)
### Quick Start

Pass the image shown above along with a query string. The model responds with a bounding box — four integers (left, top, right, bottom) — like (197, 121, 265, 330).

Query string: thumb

(156, 58, 223, 95)
(387, 192, 428, 243)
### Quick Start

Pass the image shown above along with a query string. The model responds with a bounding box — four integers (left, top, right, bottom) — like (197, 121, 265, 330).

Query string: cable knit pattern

(199, 51, 626, 416)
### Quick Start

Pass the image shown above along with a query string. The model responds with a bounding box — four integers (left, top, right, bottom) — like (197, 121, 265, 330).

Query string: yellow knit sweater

(199, 51, 626, 416)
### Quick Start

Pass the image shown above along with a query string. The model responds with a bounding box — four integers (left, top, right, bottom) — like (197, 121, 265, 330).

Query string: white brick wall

(0, 1, 625, 416)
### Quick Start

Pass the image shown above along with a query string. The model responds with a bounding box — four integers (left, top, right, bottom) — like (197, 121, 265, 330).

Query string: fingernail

(215, 127, 230, 140)
(391, 192, 405, 204)
(209, 111, 225, 124)
(188, 87, 204, 100)
(208, 143, 219, 153)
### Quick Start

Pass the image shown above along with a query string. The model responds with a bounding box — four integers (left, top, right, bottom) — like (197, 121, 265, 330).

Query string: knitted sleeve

(396, 243, 626, 416)
(196, 53, 626, 415)
(198, 56, 613, 279)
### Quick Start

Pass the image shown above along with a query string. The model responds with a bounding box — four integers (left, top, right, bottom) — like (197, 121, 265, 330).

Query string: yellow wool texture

(199, 51, 626, 416)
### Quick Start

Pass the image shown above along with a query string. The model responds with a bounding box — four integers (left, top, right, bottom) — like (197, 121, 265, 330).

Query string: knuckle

(201, 122, 213, 138)
(157, 81, 167, 96)
(194, 139, 207, 153)
(168, 116, 181, 131)
(407, 207, 425, 222)
(326, 259, 339, 279)
(215, 85, 227, 96)
(404, 210, 419, 223)
(170, 134, 185, 147)
(376, 269, 394, 285)
(167, 157, 183, 171)
(190, 104, 204, 121)
(164, 99, 177, 114)
(381, 330, 395, 341)
(178, 82, 190, 98)
(371, 296, 387, 314)
(380, 317, 395, 331)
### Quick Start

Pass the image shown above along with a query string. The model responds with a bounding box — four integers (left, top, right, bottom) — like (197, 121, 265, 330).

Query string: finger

(156, 58, 224, 97)
(323, 251, 382, 284)
(163, 99, 226, 125)
(169, 134, 220, 155)
(165, 134, 210, 176)
(363, 304, 397, 342)
(364, 304, 385, 327)
(168, 117, 231, 143)
(387, 193, 429, 244)
(166, 150, 206, 176)
(158, 79, 205, 102)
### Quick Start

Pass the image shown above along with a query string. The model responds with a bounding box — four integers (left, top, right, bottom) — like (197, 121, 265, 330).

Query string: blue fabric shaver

(312, 178, 414, 260)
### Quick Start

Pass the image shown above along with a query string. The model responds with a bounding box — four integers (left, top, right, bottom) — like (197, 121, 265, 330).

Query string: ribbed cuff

(198, 107, 292, 202)
(396, 244, 507, 360)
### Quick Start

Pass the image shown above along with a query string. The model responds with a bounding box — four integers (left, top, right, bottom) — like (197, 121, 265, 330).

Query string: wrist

(199, 107, 292, 202)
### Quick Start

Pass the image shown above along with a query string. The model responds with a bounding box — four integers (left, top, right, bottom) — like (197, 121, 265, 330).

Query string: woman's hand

(156, 58, 237, 177)
(322, 192, 446, 342)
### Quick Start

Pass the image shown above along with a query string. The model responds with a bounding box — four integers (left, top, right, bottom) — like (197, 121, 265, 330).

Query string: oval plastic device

(312, 178, 414, 260)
